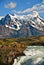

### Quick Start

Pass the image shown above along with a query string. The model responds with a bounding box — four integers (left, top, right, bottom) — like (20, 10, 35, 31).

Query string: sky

(0, 0, 44, 18)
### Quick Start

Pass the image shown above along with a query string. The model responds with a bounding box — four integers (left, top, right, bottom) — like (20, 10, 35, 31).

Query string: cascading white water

(13, 46, 44, 65)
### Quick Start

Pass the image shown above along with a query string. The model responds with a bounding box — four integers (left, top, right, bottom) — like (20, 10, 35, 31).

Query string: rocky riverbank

(0, 36, 44, 65)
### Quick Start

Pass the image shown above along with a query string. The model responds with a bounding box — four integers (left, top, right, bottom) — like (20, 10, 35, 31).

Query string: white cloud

(39, 10, 44, 13)
(13, 3, 44, 14)
(12, 0, 44, 14)
(5, 2, 16, 8)
(42, 0, 44, 3)
(13, 10, 22, 14)
(22, 4, 44, 14)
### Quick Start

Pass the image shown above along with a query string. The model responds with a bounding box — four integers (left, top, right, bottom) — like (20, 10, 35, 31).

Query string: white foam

(34, 57, 42, 64)
(13, 46, 44, 65)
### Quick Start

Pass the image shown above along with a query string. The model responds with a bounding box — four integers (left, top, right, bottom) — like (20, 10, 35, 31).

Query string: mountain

(29, 11, 44, 36)
(0, 16, 4, 20)
(0, 11, 44, 38)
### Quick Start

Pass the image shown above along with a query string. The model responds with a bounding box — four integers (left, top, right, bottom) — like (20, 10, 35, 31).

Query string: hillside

(0, 36, 44, 65)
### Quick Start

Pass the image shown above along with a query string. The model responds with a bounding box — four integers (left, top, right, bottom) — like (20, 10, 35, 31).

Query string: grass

(0, 36, 44, 65)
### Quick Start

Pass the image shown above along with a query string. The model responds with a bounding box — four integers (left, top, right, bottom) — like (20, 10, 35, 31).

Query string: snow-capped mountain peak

(29, 11, 44, 31)
(0, 13, 22, 31)
(0, 11, 44, 38)
(32, 11, 39, 17)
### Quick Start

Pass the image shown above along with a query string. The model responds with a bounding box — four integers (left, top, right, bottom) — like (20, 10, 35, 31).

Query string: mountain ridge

(0, 11, 44, 38)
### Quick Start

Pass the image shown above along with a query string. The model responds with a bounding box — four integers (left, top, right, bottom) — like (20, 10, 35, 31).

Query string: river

(13, 46, 44, 65)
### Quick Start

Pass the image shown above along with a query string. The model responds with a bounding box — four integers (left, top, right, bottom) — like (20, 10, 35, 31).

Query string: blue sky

(0, 0, 44, 18)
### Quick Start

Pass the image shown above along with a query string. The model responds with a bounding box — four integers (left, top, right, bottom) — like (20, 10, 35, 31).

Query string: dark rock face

(0, 23, 31, 38)
(29, 24, 44, 36)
